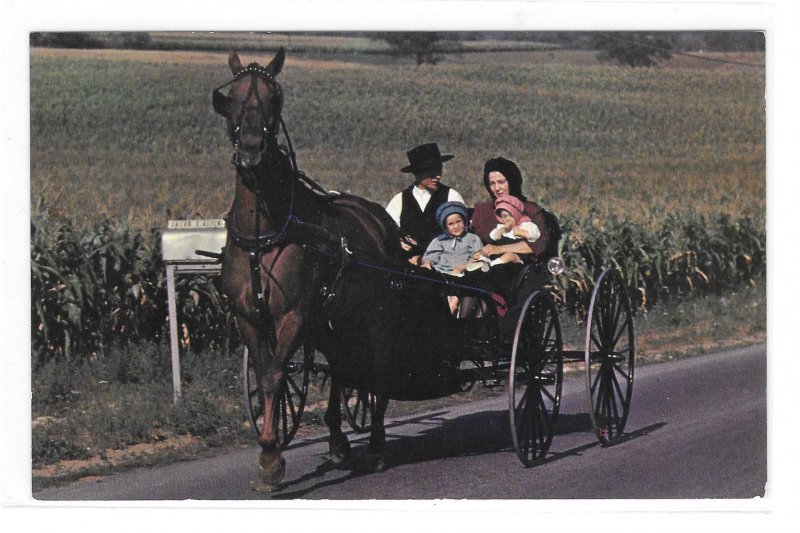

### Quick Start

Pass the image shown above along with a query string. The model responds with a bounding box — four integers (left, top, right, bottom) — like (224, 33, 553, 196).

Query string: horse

(212, 48, 456, 492)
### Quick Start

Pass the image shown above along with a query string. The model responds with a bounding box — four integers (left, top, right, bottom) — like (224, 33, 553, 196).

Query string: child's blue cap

(435, 201, 468, 232)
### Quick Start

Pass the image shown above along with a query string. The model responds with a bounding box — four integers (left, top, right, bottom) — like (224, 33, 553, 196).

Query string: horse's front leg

(324, 373, 351, 465)
(251, 311, 304, 492)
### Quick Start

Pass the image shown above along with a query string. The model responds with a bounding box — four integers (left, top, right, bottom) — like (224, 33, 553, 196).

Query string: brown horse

(212, 49, 456, 492)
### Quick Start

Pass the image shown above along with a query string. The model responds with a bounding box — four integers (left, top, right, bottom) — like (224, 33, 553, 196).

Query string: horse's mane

(266, 148, 404, 261)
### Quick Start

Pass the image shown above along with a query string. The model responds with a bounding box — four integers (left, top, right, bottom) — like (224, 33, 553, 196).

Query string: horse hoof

(253, 455, 285, 493)
(329, 433, 351, 465)
(365, 452, 386, 473)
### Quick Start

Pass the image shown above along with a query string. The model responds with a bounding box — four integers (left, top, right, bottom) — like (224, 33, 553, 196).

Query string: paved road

(34, 344, 766, 500)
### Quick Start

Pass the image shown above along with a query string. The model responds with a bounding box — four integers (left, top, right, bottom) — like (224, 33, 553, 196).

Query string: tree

(370, 32, 463, 65)
(592, 32, 673, 67)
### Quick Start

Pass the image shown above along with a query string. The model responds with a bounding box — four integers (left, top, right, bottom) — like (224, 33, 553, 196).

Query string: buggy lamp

(548, 256, 565, 275)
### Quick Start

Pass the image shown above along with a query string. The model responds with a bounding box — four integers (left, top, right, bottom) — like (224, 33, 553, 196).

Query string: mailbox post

(161, 219, 227, 402)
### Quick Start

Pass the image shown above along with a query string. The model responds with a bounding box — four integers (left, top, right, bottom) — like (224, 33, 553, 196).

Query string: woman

(470, 157, 551, 264)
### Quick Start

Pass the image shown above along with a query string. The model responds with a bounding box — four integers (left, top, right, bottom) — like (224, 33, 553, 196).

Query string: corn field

(30, 197, 764, 363)
(31, 200, 237, 364)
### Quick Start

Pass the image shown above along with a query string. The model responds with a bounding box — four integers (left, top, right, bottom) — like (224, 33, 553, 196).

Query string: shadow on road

(273, 403, 667, 499)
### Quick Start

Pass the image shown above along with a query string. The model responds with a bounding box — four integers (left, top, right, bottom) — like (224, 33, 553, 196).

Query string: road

(33, 344, 766, 500)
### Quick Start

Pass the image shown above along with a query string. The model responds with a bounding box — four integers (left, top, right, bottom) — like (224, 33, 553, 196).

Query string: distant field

(131, 31, 559, 54)
(29, 46, 765, 230)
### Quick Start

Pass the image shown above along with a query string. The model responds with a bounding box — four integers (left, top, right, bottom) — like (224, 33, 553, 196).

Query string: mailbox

(161, 218, 227, 263)
(162, 219, 227, 401)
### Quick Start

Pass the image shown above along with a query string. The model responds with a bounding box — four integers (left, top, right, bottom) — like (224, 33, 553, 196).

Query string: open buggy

(241, 227, 636, 467)
(210, 47, 636, 489)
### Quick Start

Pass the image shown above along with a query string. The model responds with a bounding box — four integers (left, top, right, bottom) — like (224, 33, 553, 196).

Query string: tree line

(30, 31, 764, 68)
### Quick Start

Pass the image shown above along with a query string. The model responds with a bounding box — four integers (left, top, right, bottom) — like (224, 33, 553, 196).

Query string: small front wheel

(341, 387, 375, 433)
(509, 290, 564, 466)
(242, 345, 312, 449)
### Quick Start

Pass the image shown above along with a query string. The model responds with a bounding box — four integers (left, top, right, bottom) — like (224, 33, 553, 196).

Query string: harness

(215, 64, 344, 322)
(213, 64, 508, 324)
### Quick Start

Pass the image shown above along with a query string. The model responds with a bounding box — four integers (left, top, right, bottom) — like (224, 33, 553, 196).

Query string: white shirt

(385, 186, 465, 227)
(489, 221, 540, 243)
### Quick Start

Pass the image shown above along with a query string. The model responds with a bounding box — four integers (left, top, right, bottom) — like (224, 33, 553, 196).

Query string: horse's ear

(265, 47, 286, 77)
(228, 50, 243, 75)
(212, 89, 231, 118)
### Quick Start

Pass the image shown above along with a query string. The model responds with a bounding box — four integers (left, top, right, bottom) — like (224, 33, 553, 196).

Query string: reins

(216, 64, 505, 321)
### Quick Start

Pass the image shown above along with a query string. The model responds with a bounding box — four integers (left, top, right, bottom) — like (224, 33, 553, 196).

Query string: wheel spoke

(286, 374, 302, 397)
(540, 383, 557, 404)
(590, 331, 603, 351)
(540, 316, 554, 353)
(610, 315, 631, 348)
(610, 368, 625, 409)
(612, 360, 631, 380)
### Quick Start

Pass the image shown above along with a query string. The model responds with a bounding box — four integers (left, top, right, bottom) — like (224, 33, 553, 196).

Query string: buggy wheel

(509, 290, 564, 466)
(341, 387, 375, 433)
(458, 359, 484, 392)
(585, 268, 635, 445)
(242, 345, 312, 449)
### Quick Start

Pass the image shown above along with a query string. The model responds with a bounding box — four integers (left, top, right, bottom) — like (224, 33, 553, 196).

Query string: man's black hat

(401, 142, 455, 174)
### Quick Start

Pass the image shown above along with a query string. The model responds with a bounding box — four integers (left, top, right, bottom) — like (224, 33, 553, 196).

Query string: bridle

(213, 63, 285, 169)
(213, 63, 340, 322)
(213, 63, 303, 250)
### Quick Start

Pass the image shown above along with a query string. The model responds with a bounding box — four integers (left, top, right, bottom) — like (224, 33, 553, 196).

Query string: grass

(31, 277, 765, 489)
(30, 47, 765, 231)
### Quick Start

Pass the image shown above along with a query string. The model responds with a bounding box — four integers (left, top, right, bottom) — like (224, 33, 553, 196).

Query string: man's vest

(399, 184, 451, 252)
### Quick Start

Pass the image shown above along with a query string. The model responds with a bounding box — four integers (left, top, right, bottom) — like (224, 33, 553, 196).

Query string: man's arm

(385, 193, 403, 226)
(448, 188, 466, 205)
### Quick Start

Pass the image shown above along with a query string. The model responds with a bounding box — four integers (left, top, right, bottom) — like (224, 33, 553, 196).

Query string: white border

(3, 0, 796, 529)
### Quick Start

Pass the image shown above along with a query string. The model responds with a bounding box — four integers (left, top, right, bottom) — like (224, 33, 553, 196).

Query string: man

(386, 143, 465, 263)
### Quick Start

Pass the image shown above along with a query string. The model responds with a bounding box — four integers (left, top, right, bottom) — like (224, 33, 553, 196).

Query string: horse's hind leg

(365, 323, 392, 472)
(366, 394, 390, 472)
(324, 373, 351, 465)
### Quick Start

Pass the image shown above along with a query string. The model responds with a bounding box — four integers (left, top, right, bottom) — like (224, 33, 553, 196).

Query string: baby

(421, 201, 484, 313)
(486, 194, 541, 266)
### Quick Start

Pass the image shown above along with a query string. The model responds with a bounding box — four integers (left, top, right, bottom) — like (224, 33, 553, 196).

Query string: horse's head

(213, 48, 286, 169)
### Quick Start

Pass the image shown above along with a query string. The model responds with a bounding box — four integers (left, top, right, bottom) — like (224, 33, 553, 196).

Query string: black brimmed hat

(401, 143, 455, 174)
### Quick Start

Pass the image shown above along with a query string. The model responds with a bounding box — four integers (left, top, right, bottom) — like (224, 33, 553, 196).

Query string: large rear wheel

(509, 290, 564, 466)
(585, 268, 635, 445)
(243, 345, 312, 449)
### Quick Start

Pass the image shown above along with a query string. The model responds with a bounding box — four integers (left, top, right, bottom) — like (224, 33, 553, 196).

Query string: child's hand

(475, 245, 497, 259)
(513, 227, 531, 239)
(420, 259, 433, 270)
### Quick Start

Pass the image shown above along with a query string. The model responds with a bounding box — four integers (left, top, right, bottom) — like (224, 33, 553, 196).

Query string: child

(486, 194, 541, 266)
(420, 201, 484, 313)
